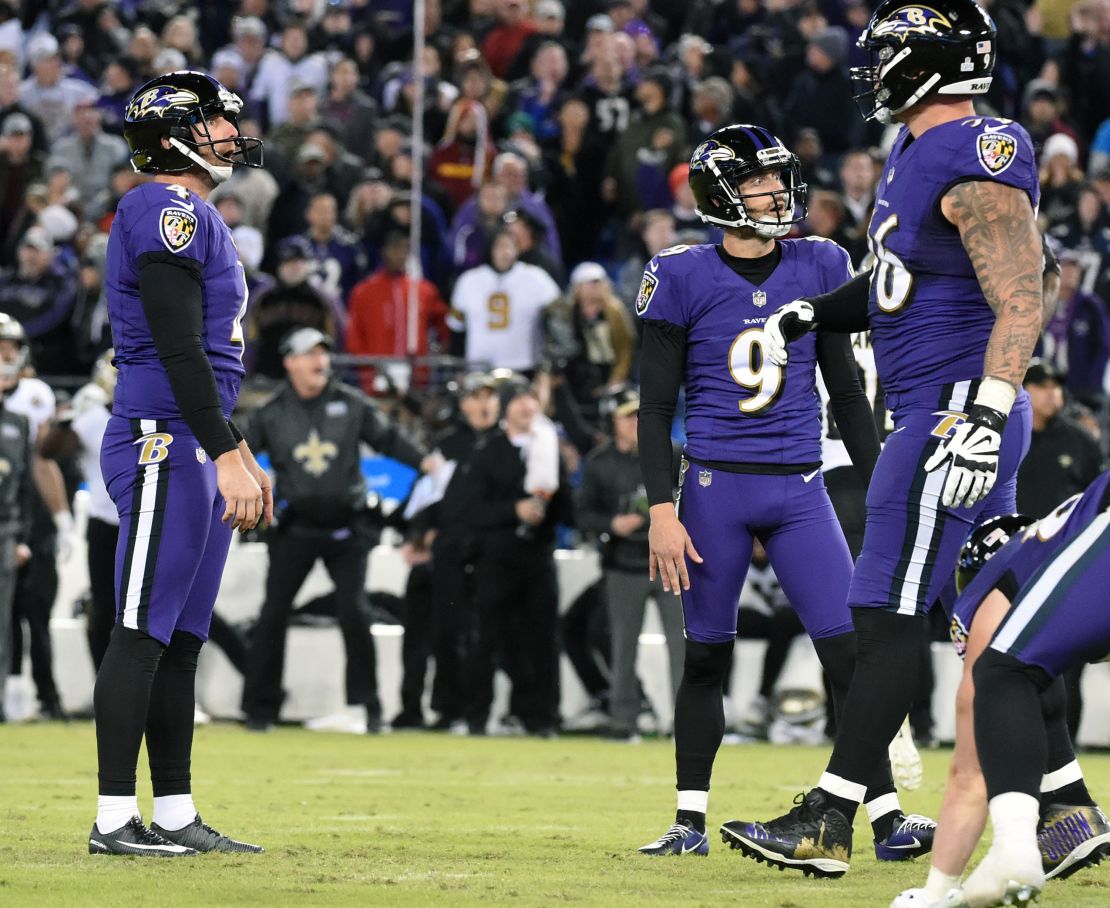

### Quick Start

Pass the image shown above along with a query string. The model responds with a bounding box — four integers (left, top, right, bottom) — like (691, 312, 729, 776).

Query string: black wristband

(967, 403, 1007, 433)
(228, 420, 244, 444)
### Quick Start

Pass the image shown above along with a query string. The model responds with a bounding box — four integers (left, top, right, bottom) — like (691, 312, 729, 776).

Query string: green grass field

(3, 724, 1110, 907)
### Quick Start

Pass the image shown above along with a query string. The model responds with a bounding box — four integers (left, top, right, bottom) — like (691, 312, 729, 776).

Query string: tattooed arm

(940, 180, 1043, 391)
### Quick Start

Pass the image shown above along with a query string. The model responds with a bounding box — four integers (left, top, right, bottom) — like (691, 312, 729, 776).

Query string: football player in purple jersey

(88, 72, 271, 857)
(893, 496, 1110, 908)
(635, 124, 934, 864)
(738, 0, 1048, 880)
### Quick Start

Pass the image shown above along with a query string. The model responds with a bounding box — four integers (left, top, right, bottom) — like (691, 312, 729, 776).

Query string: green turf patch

(2, 724, 1108, 906)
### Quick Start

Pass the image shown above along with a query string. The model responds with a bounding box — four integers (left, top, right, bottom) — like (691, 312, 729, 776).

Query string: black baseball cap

(1023, 360, 1061, 387)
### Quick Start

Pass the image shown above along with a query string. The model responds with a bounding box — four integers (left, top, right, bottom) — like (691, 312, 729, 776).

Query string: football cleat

(961, 842, 1044, 908)
(890, 887, 967, 908)
(720, 789, 852, 878)
(890, 717, 924, 790)
(89, 816, 198, 857)
(875, 813, 937, 861)
(638, 820, 709, 856)
(1038, 803, 1110, 880)
(150, 815, 264, 853)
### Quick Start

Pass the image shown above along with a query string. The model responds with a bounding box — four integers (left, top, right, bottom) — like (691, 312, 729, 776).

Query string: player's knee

(161, 630, 203, 672)
(812, 631, 856, 688)
(1039, 675, 1067, 725)
(104, 625, 166, 666)
(682, 638, 733, 688)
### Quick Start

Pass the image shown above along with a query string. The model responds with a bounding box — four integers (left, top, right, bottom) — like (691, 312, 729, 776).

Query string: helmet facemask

(166, 93, 263, 184)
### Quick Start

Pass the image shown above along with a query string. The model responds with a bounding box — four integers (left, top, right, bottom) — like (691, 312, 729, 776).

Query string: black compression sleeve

(816, 332, 880, 485)
(808, 270, 873, 333)
(638, 319, 686, 506)
(228, 420, 243, 444)
(138, 256, 238, 459)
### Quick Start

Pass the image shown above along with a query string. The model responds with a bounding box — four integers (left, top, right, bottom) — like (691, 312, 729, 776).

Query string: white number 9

(729, 328, 784, 415)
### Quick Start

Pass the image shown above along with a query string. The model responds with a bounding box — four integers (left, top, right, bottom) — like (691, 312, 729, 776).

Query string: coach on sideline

(240, 327, 439, 734)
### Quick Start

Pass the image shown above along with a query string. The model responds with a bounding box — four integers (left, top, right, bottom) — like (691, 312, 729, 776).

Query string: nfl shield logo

(699, 469, 712, 487)
(195, 447, 207, 464)
(752, 290, 767, 308)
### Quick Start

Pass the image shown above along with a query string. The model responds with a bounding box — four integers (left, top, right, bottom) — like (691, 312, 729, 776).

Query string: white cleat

(891, 886, 971, 908)
(890, 717, 924, 791)
(961, 845, 1044, 908)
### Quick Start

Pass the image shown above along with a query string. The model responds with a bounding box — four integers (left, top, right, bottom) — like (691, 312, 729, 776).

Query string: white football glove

(924, 404, 1006, 509)
(763, 299, 815, 366)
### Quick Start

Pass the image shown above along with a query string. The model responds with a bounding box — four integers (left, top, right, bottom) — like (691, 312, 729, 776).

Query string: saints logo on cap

(976, 131, 1016, 176)
(635, 272, 658, 316)
(160, 207, 198, 252)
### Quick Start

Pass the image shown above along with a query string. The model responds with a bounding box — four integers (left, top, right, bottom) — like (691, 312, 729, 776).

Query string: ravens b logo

(159, 207, 198, 253)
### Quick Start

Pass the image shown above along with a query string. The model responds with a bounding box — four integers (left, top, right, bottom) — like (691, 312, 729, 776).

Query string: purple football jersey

(106, 182, 248, 419)
(637, 239, 853, 464)
(867, 117, 1039, 400)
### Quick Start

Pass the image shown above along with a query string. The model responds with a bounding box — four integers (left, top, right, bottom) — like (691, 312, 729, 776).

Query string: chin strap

(168, 137, 232, 184)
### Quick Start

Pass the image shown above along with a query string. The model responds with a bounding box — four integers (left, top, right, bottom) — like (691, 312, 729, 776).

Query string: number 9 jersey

(637, 239, 854, 465)
(106, 182, 248, 420)
(867, 116, 1038, 399)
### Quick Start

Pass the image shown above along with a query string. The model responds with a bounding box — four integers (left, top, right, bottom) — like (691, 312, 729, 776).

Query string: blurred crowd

(2, 0, 1110, 737)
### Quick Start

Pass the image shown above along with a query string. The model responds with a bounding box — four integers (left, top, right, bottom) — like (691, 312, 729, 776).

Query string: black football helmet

(124, 71, 263, 184)
(688, 124, 807, 237)
(955, 513, 1036, 594)
(852, 0, 997, 124)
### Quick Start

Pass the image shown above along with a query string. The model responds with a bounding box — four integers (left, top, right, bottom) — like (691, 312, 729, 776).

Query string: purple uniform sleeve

(937, 117, 1039, 209)
(634, 246, 693, 327)
(120, 184, 209, 267)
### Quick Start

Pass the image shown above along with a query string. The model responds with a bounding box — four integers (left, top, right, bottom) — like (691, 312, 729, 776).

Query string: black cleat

(720, 790, 852, 878)
(150, 815, 264, 853)
(1038, 803, 1110, 880)
(89, 816, 198, 857)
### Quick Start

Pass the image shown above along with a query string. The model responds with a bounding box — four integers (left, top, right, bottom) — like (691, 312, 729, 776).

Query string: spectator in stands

(1017, 359, 1104, 519)
(19, 32, 97, 143)
(46, 100, 127, 203)
(576, 386, 683, 741)
(264, 78, 321, 175)
(448, 227, 561, 372)
(1022, 79, 1081, 155)
(503, 207, 564, 284)
(541, 97, 608, 267)
(346, 231, 448, 392)
(1040, 248, 1110, 407)
(690, 76, 734, 138)
(227, 15, 268, 89)
(805, 190, 858, 258)
(323, 57, 377, 157)
(482, 0, 536, 79)
(0, 114, 44, 255)
(1040, 133, 1086, 227)
(250, 17, 328, 127)
(602, 67, 686, 221)
(507, 40, 568, 144)
(246, 237, 340, 380)
(449, 180, 508, 272)
(783, 26, 862, 156)
(0, 228, 78, 376)
(0, 64, 48, 154)
(667, 162, 713, 240)
(1059, 0, 1110, 143)
(838, 148, 877, 238)
(300, 192, 368, 304)
(616, 209, 676, 318)
(544, 261, 635, 427)
(1048, 183, 1110, 292)
(578, 39, 635, 148)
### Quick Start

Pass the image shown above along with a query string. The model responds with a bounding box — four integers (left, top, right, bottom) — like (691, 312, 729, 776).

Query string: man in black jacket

(396, 371, 502, 730)
(241, 328, 435, 733)
(577, 387, 683, 741)
(463, 378, 571, 736)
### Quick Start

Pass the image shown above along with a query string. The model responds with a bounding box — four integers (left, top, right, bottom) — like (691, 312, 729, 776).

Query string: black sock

(822, 609, 927, 824)
(817, 788, 860, 821)
(973, 648, 1050, 801)
(1040, 675, 1094, 807)
(814, 630, 899, 833)
(676, 810, 706, 833)
(674, 639, 734, 794)
(94, 626, 165, 796)
(147, 631, 202, 798)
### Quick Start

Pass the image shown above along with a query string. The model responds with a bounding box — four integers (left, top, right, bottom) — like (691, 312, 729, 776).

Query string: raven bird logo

(870, 5, 952, 42)
(127, 86, 200, 120)
(690, 140, 737, 172)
